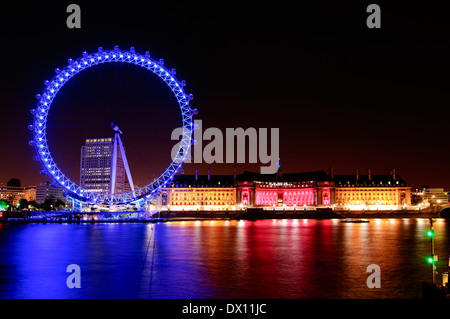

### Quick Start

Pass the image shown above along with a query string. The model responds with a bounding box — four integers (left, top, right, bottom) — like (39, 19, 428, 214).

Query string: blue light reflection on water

(0, 219, 448, 299)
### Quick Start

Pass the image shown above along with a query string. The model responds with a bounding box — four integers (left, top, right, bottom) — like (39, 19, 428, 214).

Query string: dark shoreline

(0, 210, 443, 224)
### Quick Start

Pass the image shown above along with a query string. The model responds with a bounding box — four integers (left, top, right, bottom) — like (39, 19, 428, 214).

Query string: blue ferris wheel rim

(29, 46, 196, 205)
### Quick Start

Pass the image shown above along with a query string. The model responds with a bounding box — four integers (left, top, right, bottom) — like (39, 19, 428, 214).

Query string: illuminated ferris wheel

(28, 46, 197, 212)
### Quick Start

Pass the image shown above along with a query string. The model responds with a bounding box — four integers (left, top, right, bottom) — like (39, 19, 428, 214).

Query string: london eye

(28, 46, 197, 212)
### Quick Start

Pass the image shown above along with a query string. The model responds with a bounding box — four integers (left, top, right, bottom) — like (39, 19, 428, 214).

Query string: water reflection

(0, 219, 449, 298)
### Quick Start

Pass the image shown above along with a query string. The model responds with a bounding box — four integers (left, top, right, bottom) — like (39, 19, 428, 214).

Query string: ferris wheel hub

(110, 122, 123, 134)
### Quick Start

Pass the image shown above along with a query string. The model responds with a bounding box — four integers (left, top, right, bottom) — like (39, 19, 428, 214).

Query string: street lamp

(425, 218, 437, 285)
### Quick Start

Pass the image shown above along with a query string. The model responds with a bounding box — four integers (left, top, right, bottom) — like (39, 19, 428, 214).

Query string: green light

(0, 200, 9, 211)
(426, 256, 437, 264)
(425, 230, 434, 238)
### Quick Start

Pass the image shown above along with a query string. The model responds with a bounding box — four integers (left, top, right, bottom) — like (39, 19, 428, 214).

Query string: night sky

(0, 1, 449, 190)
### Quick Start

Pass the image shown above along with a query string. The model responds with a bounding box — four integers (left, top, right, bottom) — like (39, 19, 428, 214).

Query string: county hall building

(156, 167, 411, 211)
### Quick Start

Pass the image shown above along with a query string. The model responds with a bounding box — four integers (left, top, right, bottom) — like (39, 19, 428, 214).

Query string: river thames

(0, 218, 448, 299)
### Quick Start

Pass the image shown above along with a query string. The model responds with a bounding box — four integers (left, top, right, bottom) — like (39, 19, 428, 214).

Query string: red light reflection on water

(166, 218, 450, 298)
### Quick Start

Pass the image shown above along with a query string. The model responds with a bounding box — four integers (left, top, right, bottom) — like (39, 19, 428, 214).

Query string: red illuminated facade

(236, 170, 332, 207)
(256, 189, 315, 206)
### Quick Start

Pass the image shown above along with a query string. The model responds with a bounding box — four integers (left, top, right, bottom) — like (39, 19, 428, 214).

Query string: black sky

(0, 1, 449, 190)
